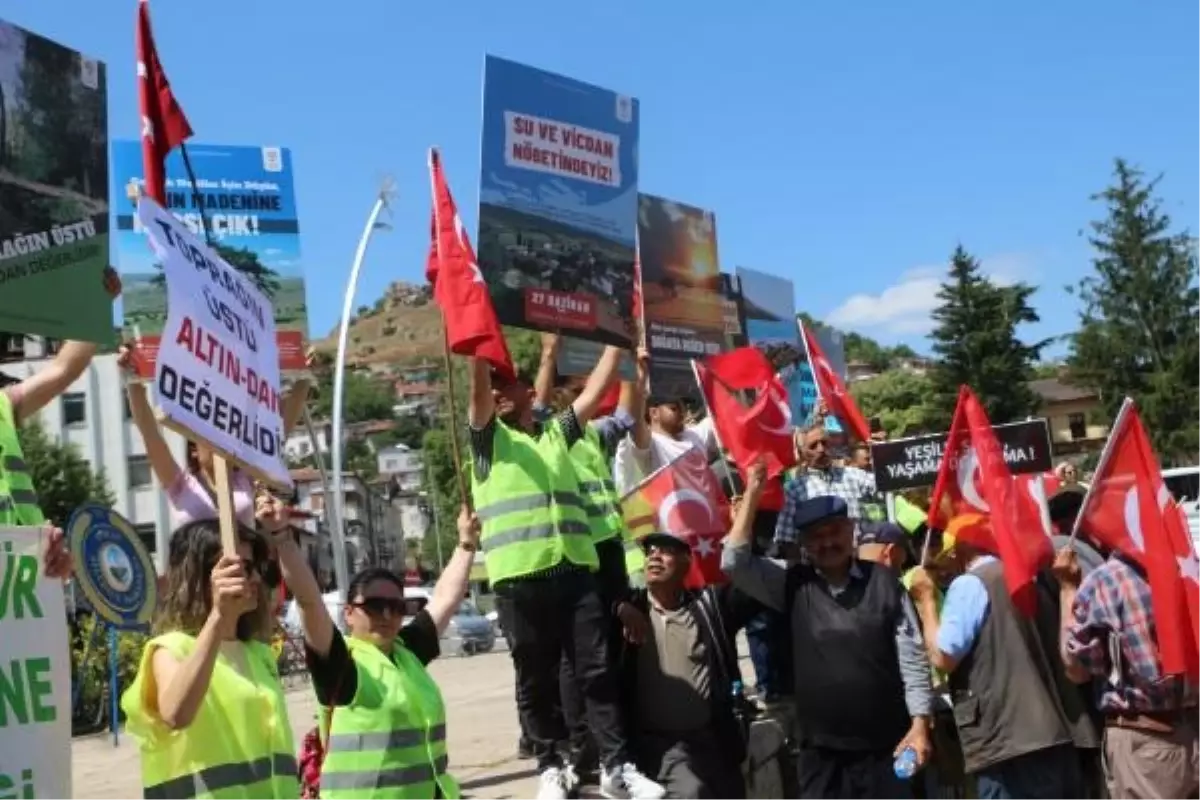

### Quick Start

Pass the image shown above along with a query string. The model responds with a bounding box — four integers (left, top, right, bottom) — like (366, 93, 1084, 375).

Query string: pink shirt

(167, 469, 256, 529)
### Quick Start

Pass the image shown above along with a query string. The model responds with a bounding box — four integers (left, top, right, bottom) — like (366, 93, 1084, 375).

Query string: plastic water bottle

(731, 680, 743, 698)
(893, 746, 918, 779)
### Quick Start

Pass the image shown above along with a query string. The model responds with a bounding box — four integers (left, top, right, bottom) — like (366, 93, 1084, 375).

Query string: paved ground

(72, 645, 543, 799)
(72, 638, 754, 798)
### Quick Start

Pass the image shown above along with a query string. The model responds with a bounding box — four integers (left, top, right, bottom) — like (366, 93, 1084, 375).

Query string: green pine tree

(927, 245, 1047, 428)
(1067, 160, 1199, 464)
(18, 419, 114, 526)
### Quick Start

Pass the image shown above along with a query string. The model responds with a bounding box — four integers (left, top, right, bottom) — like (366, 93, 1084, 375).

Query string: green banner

(0, 19, 114, 344)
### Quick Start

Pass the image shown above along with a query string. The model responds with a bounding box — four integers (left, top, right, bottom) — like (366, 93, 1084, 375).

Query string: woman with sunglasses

(267, 494, 481, 799)
(121, 519, 301, 798)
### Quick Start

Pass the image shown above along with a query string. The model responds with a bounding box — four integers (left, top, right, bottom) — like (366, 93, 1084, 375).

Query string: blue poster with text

(478, 55, 639, 348)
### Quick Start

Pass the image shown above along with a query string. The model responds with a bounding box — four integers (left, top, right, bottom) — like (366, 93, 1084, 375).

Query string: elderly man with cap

(614, 528, 758, 798)
(723, 461, 933, 798)
(857, 521, 913, 575)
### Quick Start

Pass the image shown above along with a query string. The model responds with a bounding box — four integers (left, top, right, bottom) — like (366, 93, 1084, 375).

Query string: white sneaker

(537, 766, 570, 800)
(600, 762, 665, 799)
(563, 763, 582, 794)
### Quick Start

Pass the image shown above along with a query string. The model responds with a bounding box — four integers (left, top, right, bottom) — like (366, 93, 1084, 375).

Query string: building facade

(1031, 377, 1110, 457)
(2, 343, 182, 569)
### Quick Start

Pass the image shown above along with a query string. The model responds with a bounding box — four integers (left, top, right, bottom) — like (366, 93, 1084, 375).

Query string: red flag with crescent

(928, 386, 1052, 615)
(621, 449, 731, 588)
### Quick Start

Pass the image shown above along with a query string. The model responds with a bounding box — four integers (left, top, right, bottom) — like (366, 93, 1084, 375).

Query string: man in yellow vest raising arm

(467, 349, 665, 800)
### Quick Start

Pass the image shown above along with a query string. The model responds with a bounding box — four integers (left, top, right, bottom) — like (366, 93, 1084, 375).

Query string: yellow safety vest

(0, 391, 45, 525)
(121, 631, 298, 798)
(470, 419, 597, 585)
(571, 426, 624, 545)
(321, 638, 460, 799)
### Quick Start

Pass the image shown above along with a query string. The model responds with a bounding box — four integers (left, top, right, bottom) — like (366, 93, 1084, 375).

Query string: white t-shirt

(613, 417, 717, 496)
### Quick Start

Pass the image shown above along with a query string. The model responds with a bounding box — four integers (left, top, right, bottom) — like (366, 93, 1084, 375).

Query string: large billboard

(477, 55, 638, 348)
(0, 20, 111, 343)
(640, 194, 725, 402)
(111, 141, 308, 373)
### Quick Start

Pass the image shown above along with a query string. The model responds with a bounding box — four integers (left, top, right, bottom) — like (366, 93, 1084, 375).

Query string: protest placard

(477, 56, 639, 348)
(556, 338, 636, 381)
(870, 419, 1053, 492)
(640, 194, 726, 403)
(0, 19, 112, 344)
(140, 196, 292, 489)
(0, 526, 72, 799)
(113, 142, 309, 375)
(721, 272, 748, 350)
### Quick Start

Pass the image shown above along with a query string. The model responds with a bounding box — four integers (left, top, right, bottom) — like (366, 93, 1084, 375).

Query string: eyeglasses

(351, 597, 405, 617)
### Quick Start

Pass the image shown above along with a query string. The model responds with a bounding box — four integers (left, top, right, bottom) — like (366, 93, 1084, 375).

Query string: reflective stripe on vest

(0, 392, 44, 526)
(475, 492, 591, 551)
(321, 754, 450, 793)
(327, 724, 446, 752)
(144, 753, 298, 798)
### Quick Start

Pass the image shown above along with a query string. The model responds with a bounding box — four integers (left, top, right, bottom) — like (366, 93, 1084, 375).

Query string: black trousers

(496, 568, 627, 771)
(794, 746, 910, 799)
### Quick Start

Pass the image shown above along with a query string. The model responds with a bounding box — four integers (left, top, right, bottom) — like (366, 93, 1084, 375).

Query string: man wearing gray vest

(908, 514, 1083, 799)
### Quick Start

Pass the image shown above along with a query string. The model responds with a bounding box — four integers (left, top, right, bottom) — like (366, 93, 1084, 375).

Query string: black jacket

(617, 584, 761, 765)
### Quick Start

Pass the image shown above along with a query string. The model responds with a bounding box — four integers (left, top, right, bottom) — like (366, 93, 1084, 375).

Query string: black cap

(857, 521, 907, 547)
(794, 496, 849, 531)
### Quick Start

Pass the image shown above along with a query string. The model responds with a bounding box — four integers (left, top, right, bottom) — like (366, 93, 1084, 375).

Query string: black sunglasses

(352, 597, 405, 617)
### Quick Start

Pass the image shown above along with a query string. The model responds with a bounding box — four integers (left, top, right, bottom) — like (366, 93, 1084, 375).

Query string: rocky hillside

(313, 282, 446, 370)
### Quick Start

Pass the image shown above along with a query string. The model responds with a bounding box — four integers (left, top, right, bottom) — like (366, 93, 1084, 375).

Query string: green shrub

(71, 615, 148, 730)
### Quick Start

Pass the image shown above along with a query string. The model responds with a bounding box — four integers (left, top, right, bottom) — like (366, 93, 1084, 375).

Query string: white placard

(0, 526, 72, 799)
(139, 197, 292, 488)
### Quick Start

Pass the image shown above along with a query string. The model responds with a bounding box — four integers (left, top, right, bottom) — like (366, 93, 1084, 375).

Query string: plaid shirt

(773, 465, 879, 544)
(1065, 555, 1198, 714)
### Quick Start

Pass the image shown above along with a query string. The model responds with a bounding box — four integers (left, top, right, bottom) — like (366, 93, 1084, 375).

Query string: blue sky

(7, 0, 1196, 355)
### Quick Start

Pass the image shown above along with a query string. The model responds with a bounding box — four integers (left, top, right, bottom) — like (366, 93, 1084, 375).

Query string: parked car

(1163, 466, 1200, 553)
(445, 599, 495, 656)
(403, 588, 495, 656)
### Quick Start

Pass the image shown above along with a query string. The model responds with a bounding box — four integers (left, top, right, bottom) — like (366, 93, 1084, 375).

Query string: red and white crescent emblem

(453, 213, 484, 284)
(957, 446, 989, 512)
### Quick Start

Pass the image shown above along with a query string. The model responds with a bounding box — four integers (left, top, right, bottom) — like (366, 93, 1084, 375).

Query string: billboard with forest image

(111, 141, 309, 374)
(0, 19, 111, 343)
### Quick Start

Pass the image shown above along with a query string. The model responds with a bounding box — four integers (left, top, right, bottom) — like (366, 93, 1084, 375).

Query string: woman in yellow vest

(122, 518, 299, 798)
(266, 493, 479, 799)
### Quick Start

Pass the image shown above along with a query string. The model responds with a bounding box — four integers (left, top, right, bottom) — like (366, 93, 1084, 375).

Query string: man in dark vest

(723, 461, 933, 798)
(907, 513, 1083, 799)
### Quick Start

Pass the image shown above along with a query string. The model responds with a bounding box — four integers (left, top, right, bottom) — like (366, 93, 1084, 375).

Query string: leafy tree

(311, 369, 396, 423)
(19, 419, 114, 526)
(850, 370, 940, 437)
(1067, 160, 1199, 464)
(797, 312, 921, 372)
(419, 429, 466, 570)
(927, 246, 1047, 428)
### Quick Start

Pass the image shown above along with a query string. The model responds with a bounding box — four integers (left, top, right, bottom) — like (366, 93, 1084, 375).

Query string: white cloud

(824, 253, 1032, 337)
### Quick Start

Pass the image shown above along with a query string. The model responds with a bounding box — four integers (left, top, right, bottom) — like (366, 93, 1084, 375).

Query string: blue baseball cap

(794, 496, 849, 531)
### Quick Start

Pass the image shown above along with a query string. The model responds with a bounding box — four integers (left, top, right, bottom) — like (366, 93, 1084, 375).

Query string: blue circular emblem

(67, 503, 157, 629)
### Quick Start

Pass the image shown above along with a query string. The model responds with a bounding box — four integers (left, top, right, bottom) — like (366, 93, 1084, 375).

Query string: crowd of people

(2, 320, 1196, 800)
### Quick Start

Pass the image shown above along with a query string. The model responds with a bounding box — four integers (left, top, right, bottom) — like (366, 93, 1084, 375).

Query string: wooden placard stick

(213, 453, 239, 556)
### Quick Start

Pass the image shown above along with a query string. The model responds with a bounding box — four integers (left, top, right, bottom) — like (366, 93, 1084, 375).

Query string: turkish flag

(621, 449, 731, 587)
(1075, 399, 1199, 677)
(696, 348, 796, 480)
(426, 149, 515, 380)
(928, 386, 1053, 615)
(136, 0, 193, 205)
(799, 320, 871, 442)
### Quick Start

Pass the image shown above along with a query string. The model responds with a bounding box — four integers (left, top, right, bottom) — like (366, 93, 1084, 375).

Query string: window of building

(62, 392, 86, 425)
(0, 333, 24, 362)
(134, 523, 157, 557)
(128, 455, 153, 488)
(1068, 413, 1087, 441)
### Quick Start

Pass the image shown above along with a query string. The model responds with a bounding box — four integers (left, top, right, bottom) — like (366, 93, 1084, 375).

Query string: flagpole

(690, 358, 739, 500)
(330, 180, 394, 602)
(796, 317, 824, 427)
(1067, 396, 1132, 545)
(177, 143, 214, 246)
(428, 148, 470, 509)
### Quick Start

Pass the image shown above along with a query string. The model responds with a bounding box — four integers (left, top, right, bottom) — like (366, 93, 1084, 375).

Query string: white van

(1162, 466, 1200, 552)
